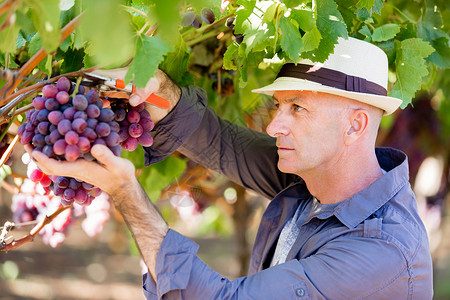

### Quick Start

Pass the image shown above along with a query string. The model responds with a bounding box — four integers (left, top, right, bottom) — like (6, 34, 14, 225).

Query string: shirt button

(296, 288, 305, 297)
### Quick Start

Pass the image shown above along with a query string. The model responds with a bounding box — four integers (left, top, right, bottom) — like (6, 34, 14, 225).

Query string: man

(30, 37, 433, 298)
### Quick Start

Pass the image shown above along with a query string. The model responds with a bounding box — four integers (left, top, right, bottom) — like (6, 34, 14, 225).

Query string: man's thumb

(91, 144, 117, 166)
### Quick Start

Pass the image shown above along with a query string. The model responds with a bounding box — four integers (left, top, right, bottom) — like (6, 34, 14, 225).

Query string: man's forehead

(272, 90, 318, 103)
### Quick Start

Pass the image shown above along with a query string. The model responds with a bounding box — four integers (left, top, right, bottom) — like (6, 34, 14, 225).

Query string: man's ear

(344, 109, 368, 145)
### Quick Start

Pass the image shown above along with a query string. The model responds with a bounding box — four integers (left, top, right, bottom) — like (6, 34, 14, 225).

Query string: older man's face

(266, 90, 348, 176)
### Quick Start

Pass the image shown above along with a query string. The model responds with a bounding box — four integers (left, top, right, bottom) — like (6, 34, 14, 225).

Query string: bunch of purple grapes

(17, 77, 122, 207)
(181, 8, 215, 29)
(111, 100, 154, 151)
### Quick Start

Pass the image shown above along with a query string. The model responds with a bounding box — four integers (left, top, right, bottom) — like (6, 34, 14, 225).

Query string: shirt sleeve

(143, 85, 298, 199)
(142, 230, 410, 300)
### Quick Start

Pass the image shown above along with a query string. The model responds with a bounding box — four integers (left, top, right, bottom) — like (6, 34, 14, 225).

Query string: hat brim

(252, 77, 402, 115)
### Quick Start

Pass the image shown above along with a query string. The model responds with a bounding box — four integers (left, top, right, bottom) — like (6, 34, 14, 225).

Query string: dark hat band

(277, 63, 387, 96)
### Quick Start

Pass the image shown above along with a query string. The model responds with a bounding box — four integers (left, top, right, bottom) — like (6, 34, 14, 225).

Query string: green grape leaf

(139, 155, 187, 201)
(356, 0, 375, 10)
(0, 17, 21, 53)
(279, 16, 303, 62)
(160, 36, 191, 86)
(125, 35, 174, 88)
(359, 25, 372, 41)
(290, 8, 315, 32)
(234, 0, 256, 35)
(390, 38, 435, 108)
(78, 0, 134, 67)
(417, 21, 450, 68)
(372, 24, 401, 42)
(223, 42, 239, 70)
(302, 0, 347, 62)
(262, 2, 278, 24)
(25, 0, 61, 52)
(302, 26, 322, 52)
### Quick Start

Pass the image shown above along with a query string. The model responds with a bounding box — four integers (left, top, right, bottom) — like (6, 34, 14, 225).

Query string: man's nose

(266, 110, 289, 137)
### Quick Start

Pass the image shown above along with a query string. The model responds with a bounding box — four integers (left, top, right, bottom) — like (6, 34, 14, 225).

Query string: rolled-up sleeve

(142, 229, 412, 300)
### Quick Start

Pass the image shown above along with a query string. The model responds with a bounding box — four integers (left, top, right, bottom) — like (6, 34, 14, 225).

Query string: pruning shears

(81, 72, 170, 109)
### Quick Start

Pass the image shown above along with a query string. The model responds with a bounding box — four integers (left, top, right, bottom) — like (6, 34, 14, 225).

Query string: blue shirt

(142, 86, 433, 299)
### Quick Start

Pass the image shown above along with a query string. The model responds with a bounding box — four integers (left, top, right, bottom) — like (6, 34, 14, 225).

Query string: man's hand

(25, 143, 169, 281)
(92, 68, 182, 124)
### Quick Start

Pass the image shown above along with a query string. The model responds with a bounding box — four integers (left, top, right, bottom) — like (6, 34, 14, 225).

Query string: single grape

(139, 118, 155, 132)
(65, 130, 79, 145)
(77, 137, 91, 153)
(40, 175, 52, 187)
(74, 188, 88, 205)
(25, 122, 35, 132)
(201, 7, 215, 24)
(114, 109, 126, 122)
(63, 106, 77, 120)
(121, 137, 138, 151)
(32, 134, 45, 148)
(30, 169, 44, 182)
(32, 96, 46, 110)
(134, 102, 146, 112)
(128, 123, 143, 138)
(95, 99, 103, 109)
(181, 11, 196, 27)
(42, 84, 58, 98)
(137, 131, 154, 147)
(37, 121, 50, 135)
(45, 98, 60, 111)
(42, 145, 55, 158)
(93, 138, 106, 146)
(96, 122, 111, 137)
(53, 139, 68, 155)
(57, 119, 72, 135)
(73, 95, 88, 111)
(226, 17, 235, 30)
(21, 131, 34, 144)
(85, 90, 99, 104)
(55, 176, 70, 188)
(99, 108, 115, 122)
(127, 110, 140, 124)
(65, 144, 80, 161)
(17, 123, 26, 136)
(37, 109, 50, 122)
(192, 14, 203, 29)
(48, 111, 63, 125)
(110, 145, 122, 157)
(56, 77, 71, 92)
(63, 188, 75, 201)
(72, 118, 87, 134)
(105, 132, 119, 147)
(53, 186, 65, 197)
(118, 127, 129, 142)
(83, 152, 95, 161)
(86, 118, 98, 129)
(235, 33, 244, 44)
(86, 104, 100, 118)
(49, 130, 62, 144)
(82, 182, 94, 191)
(56, 91, 70, 105)
(81, 127, 97, 141)
(139, 109, 150, 119)
(77, 85, 86, 95)
(73, 111, 87, 120)
(109, 121, 120, 133)
(69, 178, 81, 190)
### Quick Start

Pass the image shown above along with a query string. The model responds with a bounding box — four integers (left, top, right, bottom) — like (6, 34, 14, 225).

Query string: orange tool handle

(126, 82, 170, 109)
(144, 93, 170, 109)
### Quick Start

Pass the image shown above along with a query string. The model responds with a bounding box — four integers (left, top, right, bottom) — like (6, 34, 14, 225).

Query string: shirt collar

(333, 147, 410, 228)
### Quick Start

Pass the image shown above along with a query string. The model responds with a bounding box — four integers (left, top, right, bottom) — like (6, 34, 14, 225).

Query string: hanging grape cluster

(17, 77, 155, 207)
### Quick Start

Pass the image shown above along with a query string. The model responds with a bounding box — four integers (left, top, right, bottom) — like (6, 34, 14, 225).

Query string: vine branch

(0, 205, 72, 252)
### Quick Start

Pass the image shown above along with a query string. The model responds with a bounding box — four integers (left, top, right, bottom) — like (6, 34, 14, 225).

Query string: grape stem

(0, 134, 18, 168)
(0, 205, 72, 252)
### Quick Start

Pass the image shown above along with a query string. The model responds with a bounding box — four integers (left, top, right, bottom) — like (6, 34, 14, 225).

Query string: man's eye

(293, 104, 303, 112)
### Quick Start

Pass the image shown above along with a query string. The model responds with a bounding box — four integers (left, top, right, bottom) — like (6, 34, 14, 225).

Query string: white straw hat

(252, 37, 402, 115)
